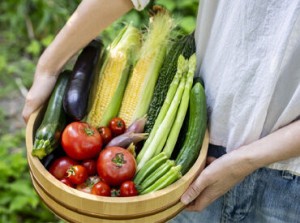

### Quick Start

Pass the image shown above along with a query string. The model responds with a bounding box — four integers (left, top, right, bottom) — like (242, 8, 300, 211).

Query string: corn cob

(86, 24, 141, 127)
(118, 8, 174, 125)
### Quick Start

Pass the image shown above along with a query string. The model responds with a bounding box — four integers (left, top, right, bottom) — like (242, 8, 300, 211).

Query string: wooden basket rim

(26, 108, 209, 204)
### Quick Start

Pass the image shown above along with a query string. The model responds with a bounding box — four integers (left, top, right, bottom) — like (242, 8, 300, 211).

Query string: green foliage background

(0, 0, 198, 222)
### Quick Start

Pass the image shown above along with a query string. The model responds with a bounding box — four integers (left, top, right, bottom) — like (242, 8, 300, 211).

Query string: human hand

(181, 149, 255, 212)
(22, 68, 59, 123)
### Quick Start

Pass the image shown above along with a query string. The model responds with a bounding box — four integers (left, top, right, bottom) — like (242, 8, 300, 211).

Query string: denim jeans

(169, 167, 300, 223)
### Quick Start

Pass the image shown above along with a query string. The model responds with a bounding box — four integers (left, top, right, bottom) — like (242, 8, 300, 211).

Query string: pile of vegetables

(31, 7, 207, 197)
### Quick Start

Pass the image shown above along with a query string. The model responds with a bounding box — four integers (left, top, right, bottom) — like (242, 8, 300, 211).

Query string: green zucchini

(144, 32, 196, 133)
(32, 70, 70, 159)
(175, 81, 207, 175)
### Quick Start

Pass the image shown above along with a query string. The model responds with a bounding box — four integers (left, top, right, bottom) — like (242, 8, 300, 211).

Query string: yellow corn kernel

(119, 9, 174, 125)
(86, 25, 141, 127)
(119, 51, 157, 124)
(87, 55, 127, 127)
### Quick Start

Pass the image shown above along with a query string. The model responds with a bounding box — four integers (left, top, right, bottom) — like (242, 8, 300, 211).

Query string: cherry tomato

(62, 122, 102, 160)
(76, 176, 100, 193)
(49, 156, 78, 180)
(91, 181, 111, 197)
(120, 181, 138, 197)
(60, 177, 74, 188)
(109, 117, 126, 136)
(67, 165, 88, 185)
(81, 159, 97, 176)
(97, 146, 136, 186)
(98, 126, 112, 145)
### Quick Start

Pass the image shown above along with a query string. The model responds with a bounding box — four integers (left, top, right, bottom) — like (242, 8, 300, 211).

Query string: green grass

(0, 128, 63, 222)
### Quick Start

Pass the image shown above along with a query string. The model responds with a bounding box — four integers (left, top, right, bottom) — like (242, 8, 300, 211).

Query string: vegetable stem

(134, 152, 168, 185)
(137, 71, 187, 170)
(140, 159, 175, 191)
(136, 55, 187, 163)
(163, 54, 196, 157)
(139, 165, 182, 195)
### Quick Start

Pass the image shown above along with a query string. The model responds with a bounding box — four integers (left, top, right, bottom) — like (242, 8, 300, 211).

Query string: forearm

(238, 119, 300, 171)
(37, 0, 133, 75)
(22, 0, 134, 122)
(181, 119, 300, 209)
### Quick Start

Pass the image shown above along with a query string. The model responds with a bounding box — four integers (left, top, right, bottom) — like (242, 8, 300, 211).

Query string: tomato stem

(112, 153, 127, 167)
(111, 188, 120, 197)
(67, 166, 75, 177)
(84, 127, 94, 136)
(117, 120, 124, 128)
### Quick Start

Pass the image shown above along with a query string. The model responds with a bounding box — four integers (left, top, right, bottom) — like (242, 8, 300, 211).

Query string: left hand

(181, 119, 300, 211)
(181, 149, 255, 211)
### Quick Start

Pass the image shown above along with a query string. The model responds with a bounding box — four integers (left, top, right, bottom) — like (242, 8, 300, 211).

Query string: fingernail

(181, 194, 191, 205)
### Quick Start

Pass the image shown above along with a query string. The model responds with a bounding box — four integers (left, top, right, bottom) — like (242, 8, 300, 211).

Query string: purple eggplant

(105, 132, 148, 148)
(63, 39, 103, 120)
(125, 115, 147, 133)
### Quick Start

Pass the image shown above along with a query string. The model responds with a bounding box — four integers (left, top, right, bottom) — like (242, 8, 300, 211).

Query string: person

(23, 0, 300, 222)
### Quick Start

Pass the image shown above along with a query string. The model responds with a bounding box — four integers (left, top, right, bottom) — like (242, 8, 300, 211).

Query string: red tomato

(98, 126, 112, 145)
(62, 122, 102, 160)
(120, 181, 138, 197)
(81, 159, 97, 176)
(109, 117, 126, 136)
(97, 147, 136, 186)
(60, 177, 74, 188)
(49, 156, 78, 180)
(76, 176, 100, 193)
(91, 181, 111, 197)
(67, 165, 88, 185)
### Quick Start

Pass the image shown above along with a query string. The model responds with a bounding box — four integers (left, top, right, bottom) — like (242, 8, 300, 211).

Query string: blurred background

(0, 0, 198, 222)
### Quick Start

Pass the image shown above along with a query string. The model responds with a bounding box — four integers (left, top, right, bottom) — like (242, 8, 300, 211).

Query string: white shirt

(135, 0, 300, 174)
(130, 0, 150, 11)
(195, 0, 300, 174)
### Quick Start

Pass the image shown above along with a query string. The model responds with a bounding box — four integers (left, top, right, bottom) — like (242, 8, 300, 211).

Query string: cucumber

(175, 81, 207, 175)
(144, 33, 196, 133)
(32, 71, 70, 159)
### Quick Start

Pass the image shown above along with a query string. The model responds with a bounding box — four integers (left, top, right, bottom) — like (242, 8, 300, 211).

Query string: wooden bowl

(26, 109, 208, 223)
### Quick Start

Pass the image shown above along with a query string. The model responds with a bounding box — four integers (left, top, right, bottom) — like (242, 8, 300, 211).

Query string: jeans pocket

(254, 169, 300, 223)
(222, 172, 257, 222)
